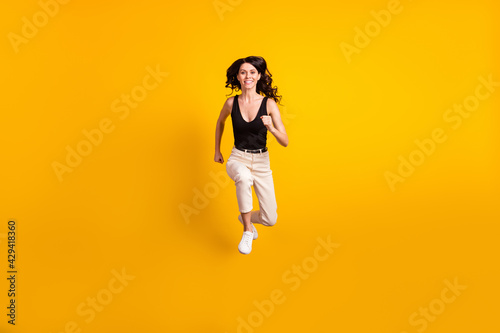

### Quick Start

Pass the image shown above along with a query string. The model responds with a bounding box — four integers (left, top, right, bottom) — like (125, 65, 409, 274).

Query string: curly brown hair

(225, 56, 283, 105)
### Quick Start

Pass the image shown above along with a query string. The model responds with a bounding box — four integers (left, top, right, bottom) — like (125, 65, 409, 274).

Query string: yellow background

(1, 0, 499, 332)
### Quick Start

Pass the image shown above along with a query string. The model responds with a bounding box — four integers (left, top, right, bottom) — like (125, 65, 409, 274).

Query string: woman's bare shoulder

(222, 95, 236, 110)
(266, 97, 280, 113)
(219, 96, 236, 119)
(226, 95, 235, 105)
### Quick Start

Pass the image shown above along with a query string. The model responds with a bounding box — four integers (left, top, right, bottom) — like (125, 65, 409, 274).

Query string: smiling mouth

(244, 80, 253, 84)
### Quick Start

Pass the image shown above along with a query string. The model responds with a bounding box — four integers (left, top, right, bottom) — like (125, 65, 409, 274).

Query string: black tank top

(231, 94, 268, 150)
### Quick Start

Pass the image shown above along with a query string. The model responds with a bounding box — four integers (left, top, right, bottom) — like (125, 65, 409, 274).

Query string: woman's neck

(239, 88, 261, 103)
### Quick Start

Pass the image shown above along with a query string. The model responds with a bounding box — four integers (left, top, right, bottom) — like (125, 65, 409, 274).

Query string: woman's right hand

(214, 151, 224, 164)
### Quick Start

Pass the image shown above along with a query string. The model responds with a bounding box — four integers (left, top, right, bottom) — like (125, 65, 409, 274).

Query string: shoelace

(243, 232, 253, 247)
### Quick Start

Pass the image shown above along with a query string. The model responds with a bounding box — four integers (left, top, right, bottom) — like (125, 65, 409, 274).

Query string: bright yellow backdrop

(1, 0, 499, 332)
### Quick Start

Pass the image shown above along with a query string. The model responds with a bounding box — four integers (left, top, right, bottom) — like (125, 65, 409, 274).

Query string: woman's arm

(214, 98, 233, 163)
(261, 99, 289, 147)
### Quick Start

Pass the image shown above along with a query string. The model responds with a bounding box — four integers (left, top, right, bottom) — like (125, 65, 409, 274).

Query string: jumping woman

(214, 56, 289, 255)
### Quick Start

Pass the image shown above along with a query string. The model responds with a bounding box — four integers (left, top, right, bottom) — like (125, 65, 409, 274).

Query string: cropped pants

(226, 147, 278, 226)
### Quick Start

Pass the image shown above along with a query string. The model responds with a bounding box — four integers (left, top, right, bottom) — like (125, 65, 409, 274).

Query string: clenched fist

(214, 151, 224, 164)
(260, 115, 274, 132)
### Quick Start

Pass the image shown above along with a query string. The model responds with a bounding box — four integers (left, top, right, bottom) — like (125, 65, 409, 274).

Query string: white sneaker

(238, 214, 258, 240)
(238, 231, 254, 255)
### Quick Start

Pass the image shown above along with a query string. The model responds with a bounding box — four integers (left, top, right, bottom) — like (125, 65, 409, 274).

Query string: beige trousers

(226, 147, 278, 226)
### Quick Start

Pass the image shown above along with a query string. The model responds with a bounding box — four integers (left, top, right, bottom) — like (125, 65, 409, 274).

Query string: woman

(214, 56, 289, 255)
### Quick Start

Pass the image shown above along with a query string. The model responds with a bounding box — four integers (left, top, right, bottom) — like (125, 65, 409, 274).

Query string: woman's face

(237, 63, 261, 90)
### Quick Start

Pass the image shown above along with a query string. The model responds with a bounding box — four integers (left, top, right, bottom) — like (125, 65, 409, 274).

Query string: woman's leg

(226, 158, 254, 232)
(240, 211, 253, 232)
(226, 149, 258, 254)
(251, 153, 278, 226)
